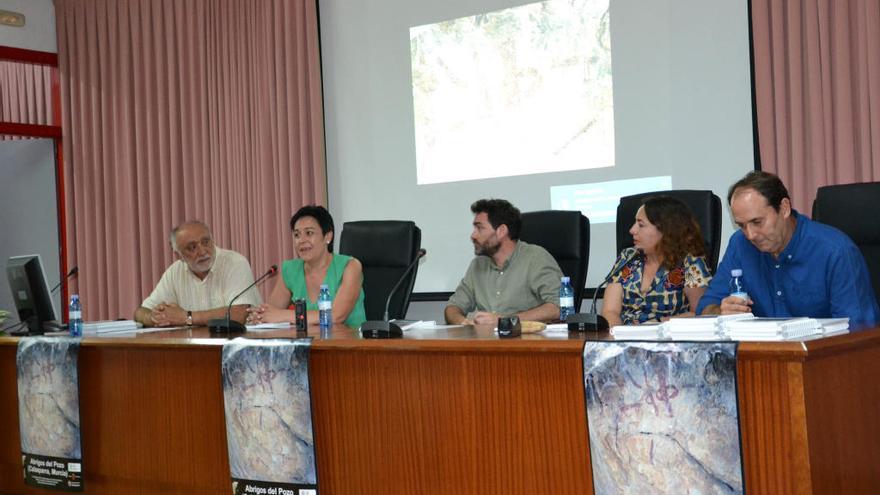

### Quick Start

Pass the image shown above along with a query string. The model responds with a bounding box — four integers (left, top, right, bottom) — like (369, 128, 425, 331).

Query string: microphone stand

(209, 265, 278, 335)
(568, 248, 641, 332)
(361, 249, 426, 339)
(50, 266, 78, 294)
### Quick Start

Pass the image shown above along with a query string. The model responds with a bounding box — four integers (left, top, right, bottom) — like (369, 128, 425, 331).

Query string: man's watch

(186, 311, 193, 326)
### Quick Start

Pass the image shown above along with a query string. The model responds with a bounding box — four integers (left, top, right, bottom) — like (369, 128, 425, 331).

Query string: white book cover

(665, 315, 719, 327)
(716, 313, 756, 325)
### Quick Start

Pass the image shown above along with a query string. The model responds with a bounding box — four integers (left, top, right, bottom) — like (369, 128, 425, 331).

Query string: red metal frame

(0, 45, 68, 315)
(0, 122, 61, 137)
(50, 61, 68, 309)
(0, 46, 57, 66)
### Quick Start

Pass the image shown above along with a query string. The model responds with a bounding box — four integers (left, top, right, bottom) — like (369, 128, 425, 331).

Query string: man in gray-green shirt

(445, 199, 563, 325)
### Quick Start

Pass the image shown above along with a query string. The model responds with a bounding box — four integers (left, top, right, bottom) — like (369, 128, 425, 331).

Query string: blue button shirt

(696, 212, 880, 326)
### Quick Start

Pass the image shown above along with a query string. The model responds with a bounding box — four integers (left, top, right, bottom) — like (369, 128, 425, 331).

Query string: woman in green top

(247, 205, 367, 328)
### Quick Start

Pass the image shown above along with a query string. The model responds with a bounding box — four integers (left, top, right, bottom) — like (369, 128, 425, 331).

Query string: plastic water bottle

(729, 269, 749, 302)
(318, 284, 332, 331)
(559, 276, 575, 321)
(69, 295, 83, 337)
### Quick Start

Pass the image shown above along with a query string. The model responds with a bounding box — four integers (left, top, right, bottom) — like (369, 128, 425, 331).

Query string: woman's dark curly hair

(642, 196, 706, 271)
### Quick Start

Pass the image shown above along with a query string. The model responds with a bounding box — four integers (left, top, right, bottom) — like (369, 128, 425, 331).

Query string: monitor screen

(6, 254, 58, 333)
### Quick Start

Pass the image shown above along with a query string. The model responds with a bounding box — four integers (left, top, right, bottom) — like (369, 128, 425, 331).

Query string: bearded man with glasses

(134, 220, 261, 327)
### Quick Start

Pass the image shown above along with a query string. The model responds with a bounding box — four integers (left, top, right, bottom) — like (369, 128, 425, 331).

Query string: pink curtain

(0, 60, 53, 138)
(55, 0, 326, 319)
(752, 0, 880, 213)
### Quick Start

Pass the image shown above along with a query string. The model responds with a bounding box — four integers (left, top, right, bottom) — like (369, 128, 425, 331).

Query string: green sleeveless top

(281, 254, 367, 328)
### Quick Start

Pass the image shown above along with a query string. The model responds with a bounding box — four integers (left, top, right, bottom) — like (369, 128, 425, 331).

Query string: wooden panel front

(736, 354, 812, 494)
(801, 338, 880, 493)
(0, 332, 592, 495)
(1, 328, 879, 494)
(309, 347, 591, 494)
(0, 344, 230, 494)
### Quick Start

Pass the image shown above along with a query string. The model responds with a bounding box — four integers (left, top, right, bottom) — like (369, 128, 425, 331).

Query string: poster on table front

(583, 341, 744, 495)
(16, 337, 84, 491)
(222, 338, 318, 495)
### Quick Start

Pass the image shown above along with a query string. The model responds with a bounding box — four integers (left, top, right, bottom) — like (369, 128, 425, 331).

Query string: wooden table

(0, 325, 878, 494)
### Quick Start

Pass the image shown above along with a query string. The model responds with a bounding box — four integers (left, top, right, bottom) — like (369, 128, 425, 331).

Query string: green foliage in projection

(409, 0, 615, 183)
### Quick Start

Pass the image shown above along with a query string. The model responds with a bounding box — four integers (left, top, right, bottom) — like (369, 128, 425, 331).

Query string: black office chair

(519, 210, 590, 312)
(812, 182, 880, 306)
(339, 221, 422, 320)
(616, 190, 723, 273)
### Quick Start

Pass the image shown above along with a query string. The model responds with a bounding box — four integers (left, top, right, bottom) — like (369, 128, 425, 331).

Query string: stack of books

(83, 320, 140, 335)
(611, 314, 850, 342)
(663, 315, 722, 340)
(724, 317, 823, 341)
(711, 312, 758, 338)
(816, 318, 850, 336)
(610, 323, 664, 340)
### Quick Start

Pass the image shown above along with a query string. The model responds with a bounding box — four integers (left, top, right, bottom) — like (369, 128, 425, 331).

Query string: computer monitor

(6, 254, 58, 334)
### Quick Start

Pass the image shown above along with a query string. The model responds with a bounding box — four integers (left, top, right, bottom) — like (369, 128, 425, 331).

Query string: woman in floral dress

(601, 196, 713, 326)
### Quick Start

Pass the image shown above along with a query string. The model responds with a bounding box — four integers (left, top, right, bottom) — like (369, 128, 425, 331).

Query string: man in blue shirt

(697, 171, 879, 326)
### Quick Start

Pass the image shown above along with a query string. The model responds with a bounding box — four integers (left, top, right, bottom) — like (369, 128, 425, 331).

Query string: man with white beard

(134, 221, 260, 327)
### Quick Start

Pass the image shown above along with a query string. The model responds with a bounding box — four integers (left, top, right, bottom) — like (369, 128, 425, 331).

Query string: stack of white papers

(246, 322, 293, 332)
(663, 316, 722, 340)
(610, 314, 847, 342)
(709, 313, 757, 338)
(83, 320, 140, 334)
(724, 317, 823, 341)
(610, 323, 664, 340)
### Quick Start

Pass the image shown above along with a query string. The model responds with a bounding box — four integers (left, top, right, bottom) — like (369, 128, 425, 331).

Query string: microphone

(209, 265, 278, 335)
(569, 248, 641, 332)
(360, 248, 426, 339)
(50, 266, 78, 294)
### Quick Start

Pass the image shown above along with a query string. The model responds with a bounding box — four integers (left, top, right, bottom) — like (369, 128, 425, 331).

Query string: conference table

(0, 324, 878, 494)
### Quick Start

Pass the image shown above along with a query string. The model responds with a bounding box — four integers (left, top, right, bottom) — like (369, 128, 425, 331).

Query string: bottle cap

(561, 276, 570, 283)
(730, 269, 743, 277)
(320, 284, 328, 290)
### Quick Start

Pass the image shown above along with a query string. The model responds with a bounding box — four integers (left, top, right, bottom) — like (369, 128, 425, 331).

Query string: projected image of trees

(410, 0, 613, 185)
